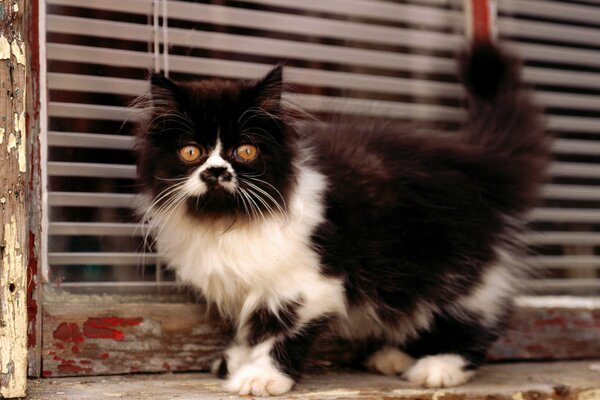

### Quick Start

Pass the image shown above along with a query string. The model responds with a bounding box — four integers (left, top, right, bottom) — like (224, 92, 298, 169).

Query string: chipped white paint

(13, 3, 18, 12)
(512, 392, 525, 400)
(578, 389, 600, 400)
(432, 391, 447, 400)
(10, 40, 24, 66)
(0, 216, 28, 398)
(516, 295, 600, 309)
(0, 13, 28, 397)
(0, 35, 10, 59)
(0, 127, 4, 144)
(13, 112, 26, 172)
(7, 132, 16, 151)
(304, 389, 361, 397)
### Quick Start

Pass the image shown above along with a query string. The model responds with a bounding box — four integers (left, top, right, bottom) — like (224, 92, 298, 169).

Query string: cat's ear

(150, 73, 180, 109)
(254, 64, 283, 111)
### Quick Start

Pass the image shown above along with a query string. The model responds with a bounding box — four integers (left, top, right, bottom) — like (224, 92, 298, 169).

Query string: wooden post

(0, 0, 28, 397)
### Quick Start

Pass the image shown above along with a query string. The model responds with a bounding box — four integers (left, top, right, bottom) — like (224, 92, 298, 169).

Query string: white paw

(224, 364, 294, 397)
(365, 347, 415, 375)
(405, 354, 475, 388)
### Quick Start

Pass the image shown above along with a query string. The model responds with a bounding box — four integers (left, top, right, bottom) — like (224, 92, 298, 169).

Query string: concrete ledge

(27, 360, 600, 399)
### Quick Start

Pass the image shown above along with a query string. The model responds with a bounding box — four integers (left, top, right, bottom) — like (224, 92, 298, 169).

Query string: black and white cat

(135, 42, 547, 396)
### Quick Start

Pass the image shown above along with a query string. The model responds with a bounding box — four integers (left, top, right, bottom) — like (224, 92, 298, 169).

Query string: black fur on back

(307, 42, 547, 364)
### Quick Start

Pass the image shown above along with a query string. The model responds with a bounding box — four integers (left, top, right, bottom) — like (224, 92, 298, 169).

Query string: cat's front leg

(223, 302, 326, 396)
(212, 341, 251, 378)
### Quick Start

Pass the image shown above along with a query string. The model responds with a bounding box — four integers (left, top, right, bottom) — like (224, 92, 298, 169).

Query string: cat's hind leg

(365, 347, 415, 376)
(401, 311, 503, 388)
(404, 353, 475, 388)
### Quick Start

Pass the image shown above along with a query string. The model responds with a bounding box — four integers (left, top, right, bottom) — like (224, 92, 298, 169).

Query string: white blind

(45, 0, 600, 294)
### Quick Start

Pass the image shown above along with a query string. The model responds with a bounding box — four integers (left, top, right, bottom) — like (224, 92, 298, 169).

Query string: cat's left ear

(150, 73, 180, 109)
(254, 64, 283, 111)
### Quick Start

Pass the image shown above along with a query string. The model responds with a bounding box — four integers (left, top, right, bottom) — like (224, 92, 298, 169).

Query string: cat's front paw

(224, 364, 294, 397)
(405, 354, 474, 388)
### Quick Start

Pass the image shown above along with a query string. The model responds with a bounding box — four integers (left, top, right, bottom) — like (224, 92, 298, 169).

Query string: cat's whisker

(234, 189, 251, 219)
(154, 175, 189, 182)
(243, 176, 287, 210)
(242, 185, 276, 221)
(239, 179, 286, 217)
(239, 186, 264, 222)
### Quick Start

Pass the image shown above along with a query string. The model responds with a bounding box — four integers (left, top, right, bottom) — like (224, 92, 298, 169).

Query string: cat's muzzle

(200, 167, 233, 187)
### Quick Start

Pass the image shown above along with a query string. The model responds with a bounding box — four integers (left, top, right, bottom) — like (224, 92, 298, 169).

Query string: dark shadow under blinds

(44, 0, 600, 295)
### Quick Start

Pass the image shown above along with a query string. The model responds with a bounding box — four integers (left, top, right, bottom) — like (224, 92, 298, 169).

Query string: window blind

(45, 0, 600, 294)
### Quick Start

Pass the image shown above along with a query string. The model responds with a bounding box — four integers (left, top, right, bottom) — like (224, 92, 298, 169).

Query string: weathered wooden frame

(39, 297, 600, 378)
(32, 0, 600, 381)
(0, 0, 32, 397)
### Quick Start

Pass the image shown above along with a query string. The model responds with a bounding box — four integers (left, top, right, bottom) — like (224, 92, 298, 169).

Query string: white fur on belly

(405, 354, 474, 388)
(452, 246, 521, 326)
(153, 159, 346, 322)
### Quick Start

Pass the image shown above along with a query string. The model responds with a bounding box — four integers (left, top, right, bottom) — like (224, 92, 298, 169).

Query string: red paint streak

(130, 366, 140, 373)
(79, 360, 92, 365)
(42, 370, 53, 377)
(525, 343, 547, 354)
(176, 365, 190, 371)
(534, 316, 567, 328)
(52, 356, 93, 375)
(55, 343, 64, 349)
(99, 352, 110, 359)
(71, 345, 80, 353)
(471, 0, 492, 43)
(58, 364, 92, 374)
(83, 317, 143, 341)
(163, 362, 171, 371)
(53, 322, 84, 343)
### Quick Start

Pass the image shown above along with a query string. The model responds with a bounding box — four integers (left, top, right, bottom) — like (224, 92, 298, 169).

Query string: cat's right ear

(150, 73, 180, 108)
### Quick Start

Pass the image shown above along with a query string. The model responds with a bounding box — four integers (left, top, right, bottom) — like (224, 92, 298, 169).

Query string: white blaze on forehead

(199, 139, 233, 173)
(182, 138, 237, 196)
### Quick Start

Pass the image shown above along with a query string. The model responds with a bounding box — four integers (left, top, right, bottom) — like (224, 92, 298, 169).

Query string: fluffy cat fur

(135, 42, 547, 396)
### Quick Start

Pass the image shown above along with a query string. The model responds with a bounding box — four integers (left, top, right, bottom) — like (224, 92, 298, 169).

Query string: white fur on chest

(154, 162, 346, 321)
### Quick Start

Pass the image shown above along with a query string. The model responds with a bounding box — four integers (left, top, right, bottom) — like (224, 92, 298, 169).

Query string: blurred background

(44, 0, 600, 296)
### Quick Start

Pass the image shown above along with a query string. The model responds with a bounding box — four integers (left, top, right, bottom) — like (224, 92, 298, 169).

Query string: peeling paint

(7, 132, 16, 150)
(13, 2, 18, 13)
(10, 40, 25, 65)
(0, 35, 9, 59)
(512, 392, 524, 400)
(0, 127, 4, 144)
(14, 112, 26, 172)
(579, 389, 600, 400)
(0, 216, 28, 397)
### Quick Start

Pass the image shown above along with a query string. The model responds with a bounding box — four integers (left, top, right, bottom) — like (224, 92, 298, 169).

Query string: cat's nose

(200, 167, 232, 184)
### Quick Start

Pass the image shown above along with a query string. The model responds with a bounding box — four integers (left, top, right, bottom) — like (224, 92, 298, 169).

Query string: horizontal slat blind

(45, 0, 600, 294)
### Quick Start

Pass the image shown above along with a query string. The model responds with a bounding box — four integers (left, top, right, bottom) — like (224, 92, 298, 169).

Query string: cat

(134, 42, 547, 396)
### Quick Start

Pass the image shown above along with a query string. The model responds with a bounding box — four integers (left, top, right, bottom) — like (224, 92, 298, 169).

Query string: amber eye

(235, 144, 258, 162)
(178, 145, 203, 162)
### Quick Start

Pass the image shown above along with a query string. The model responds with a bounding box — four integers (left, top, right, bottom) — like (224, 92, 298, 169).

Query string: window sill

(28, 360, 600, 400)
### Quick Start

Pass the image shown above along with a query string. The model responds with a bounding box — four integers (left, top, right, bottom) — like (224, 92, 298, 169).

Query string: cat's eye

(235, 144, 258, 162)
(179, 145, 203, 162)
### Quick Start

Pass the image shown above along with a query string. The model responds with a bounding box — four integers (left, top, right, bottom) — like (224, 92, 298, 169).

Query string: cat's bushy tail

(459, 42, 549, 213)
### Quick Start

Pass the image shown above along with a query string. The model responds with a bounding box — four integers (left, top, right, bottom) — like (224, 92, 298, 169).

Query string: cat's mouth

(186, 189, 238, 215)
